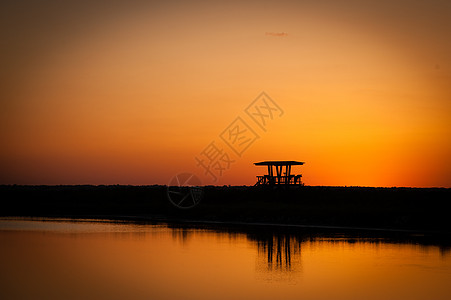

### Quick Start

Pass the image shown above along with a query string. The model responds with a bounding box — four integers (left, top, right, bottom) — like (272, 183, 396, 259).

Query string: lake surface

(1, 218, 450, 300)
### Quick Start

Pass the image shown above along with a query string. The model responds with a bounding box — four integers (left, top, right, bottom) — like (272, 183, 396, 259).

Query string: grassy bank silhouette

(1, 185, 450, 232)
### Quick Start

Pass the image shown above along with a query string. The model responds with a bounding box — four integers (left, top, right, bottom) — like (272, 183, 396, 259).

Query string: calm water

(1, 218, 450, 300)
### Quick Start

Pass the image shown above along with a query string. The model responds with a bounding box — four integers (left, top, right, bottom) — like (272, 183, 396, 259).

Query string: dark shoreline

(1, 185, 450, 234)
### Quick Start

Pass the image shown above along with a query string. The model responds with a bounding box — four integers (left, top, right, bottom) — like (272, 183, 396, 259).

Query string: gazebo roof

(254, 160, 304, 166)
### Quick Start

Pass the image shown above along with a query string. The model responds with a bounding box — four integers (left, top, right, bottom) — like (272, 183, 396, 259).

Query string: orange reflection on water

(0, 219, 450, 300)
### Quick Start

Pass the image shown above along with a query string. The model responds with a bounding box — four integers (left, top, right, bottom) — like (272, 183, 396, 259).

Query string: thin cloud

(265, 32, 288, 37)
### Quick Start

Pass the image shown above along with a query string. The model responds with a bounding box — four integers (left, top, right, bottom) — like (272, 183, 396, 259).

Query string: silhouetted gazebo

(254, 161, 304, 186)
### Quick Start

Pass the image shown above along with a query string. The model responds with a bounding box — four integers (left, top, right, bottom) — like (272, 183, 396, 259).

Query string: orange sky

(1, 0, 450, 186)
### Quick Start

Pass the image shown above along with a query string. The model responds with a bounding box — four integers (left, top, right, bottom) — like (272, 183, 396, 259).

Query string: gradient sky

(1, 0, 450, 186)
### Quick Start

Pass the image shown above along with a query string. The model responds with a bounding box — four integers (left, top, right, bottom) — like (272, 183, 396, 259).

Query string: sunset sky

(1, 0, 450, 187)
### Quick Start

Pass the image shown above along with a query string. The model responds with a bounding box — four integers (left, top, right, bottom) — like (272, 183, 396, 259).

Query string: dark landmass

(1, 185, 450, 234)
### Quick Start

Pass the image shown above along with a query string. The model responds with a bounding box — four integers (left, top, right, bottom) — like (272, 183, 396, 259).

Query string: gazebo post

(267, 165, 272, 185)
(275, 165, 281, 184)
(285, 164, 289, 184)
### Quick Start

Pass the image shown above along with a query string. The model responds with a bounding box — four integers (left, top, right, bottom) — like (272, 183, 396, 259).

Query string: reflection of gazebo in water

(254, 161, 305, 186)
(254, 234, 303, 277)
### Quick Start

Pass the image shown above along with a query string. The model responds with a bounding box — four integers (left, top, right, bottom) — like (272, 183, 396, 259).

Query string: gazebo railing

(255, 174, 303, 186)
